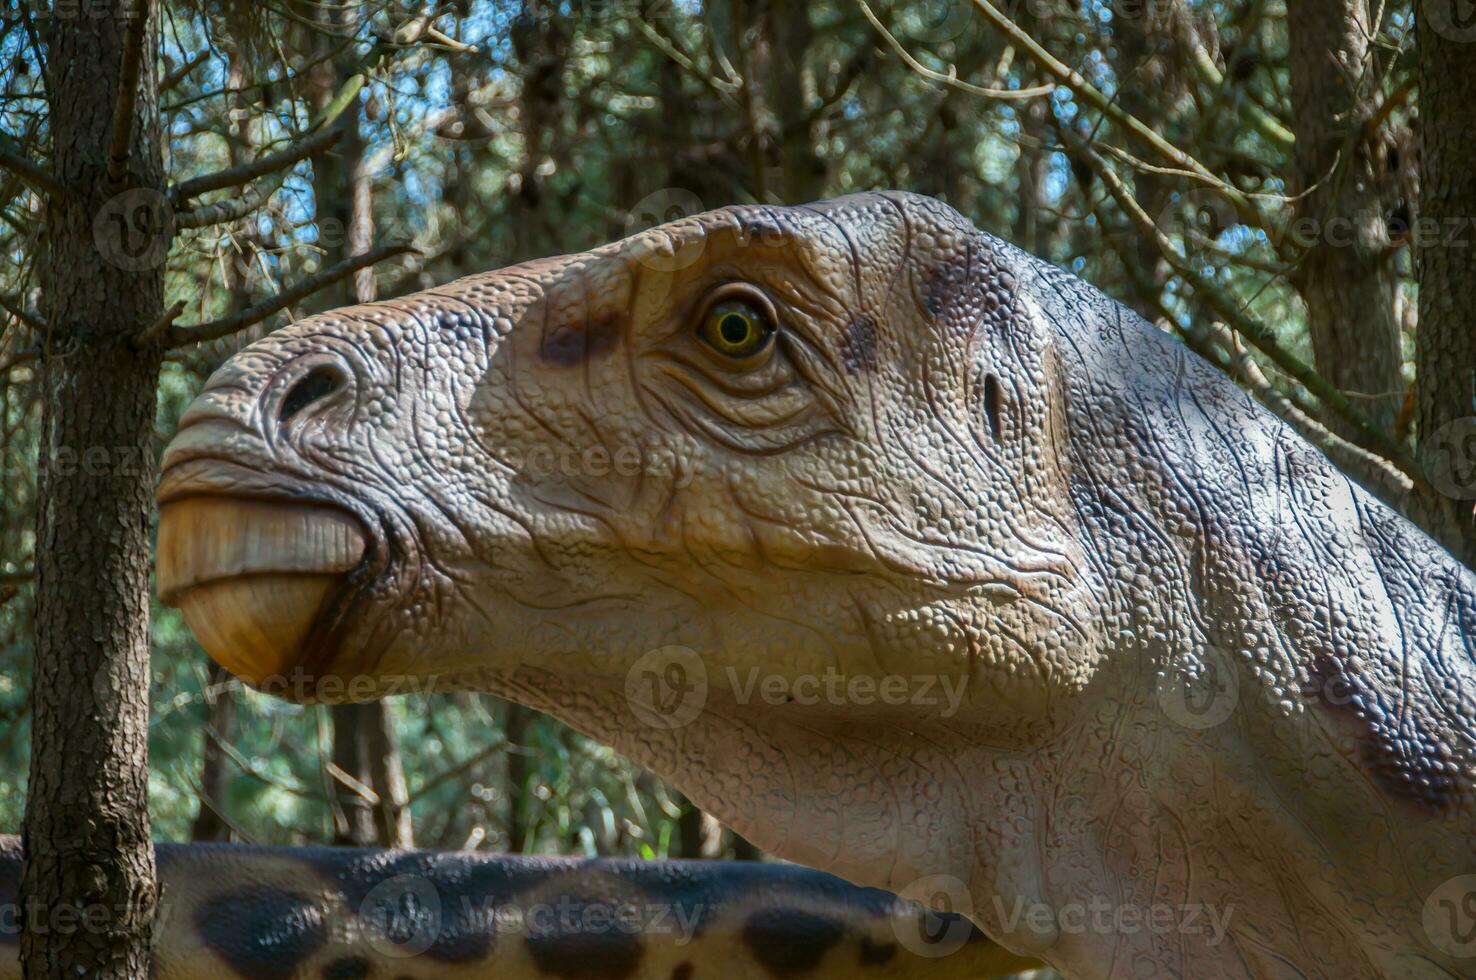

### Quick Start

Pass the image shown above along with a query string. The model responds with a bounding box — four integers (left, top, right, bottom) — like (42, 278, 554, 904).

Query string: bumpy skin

(0, 836, 1031, 979)
(157, 192, 1476, 979)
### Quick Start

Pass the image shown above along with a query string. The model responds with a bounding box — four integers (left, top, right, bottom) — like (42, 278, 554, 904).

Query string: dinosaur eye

(698, 299, 774, 360)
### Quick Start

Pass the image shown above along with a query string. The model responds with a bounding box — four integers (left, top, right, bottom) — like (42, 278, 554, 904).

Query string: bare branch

(1092, 198, 1412, 508)
(0, 347, 39, 376)
(159, 243, 418, 348)
(1204, 322, 1413, 504)
(1071, 136, 1426, 484)
(107, 0, 152, 183)
(175, 172, 284, 230)
(1174, 17, 1295, 150)
(170, 127, 342, 204)
(133, 298, 187, 347)
(966, 0, 1282, 249)
(858, 0, 1053, 101)
(162, 49, 210, 92)
(0, 293, 46, 333)
(0, 145, 61, 199)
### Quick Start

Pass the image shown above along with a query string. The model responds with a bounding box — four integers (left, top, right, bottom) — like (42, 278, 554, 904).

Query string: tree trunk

(1285, 0, 1404, 440)
(1413, 2, 1476, 570)
(504, 702, 531, 852)
(675, 794, 723, 859)
(190, 663, 237, 841)
(331, 701, 413, 848)
(21, 3, 162, 975)
(766, 0, 820, 203)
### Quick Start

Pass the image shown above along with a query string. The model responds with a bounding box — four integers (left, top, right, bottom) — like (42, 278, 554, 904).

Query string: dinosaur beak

(156, 498, 366, 687)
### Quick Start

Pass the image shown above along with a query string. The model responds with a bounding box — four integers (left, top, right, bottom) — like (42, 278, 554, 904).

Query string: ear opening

(984, 373, 1003, 440)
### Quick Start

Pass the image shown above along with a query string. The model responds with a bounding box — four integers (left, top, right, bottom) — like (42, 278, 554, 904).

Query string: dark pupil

(719, 312, 751, 346)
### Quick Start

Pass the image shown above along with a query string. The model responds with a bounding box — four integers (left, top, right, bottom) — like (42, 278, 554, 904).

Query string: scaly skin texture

(157, 193, 1476, 979)
(0, 836, 1031, 979)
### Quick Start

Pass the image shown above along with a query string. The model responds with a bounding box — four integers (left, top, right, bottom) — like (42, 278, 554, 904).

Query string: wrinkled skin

(159, 193, 1476, 979)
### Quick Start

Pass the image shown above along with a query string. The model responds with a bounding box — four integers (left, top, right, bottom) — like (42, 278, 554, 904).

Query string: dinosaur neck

(1027, 259, 1476, 975)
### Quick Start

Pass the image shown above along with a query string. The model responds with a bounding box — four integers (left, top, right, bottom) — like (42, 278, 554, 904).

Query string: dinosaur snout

(157, 346, 377, 693)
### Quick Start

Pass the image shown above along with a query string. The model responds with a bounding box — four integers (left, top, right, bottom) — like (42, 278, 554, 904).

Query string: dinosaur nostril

(278, 364, 347, 425)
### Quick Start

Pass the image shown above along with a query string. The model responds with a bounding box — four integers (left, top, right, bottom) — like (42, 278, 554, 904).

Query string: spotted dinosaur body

(0, 836, 1033, 978)
(122, 191, 1476, 979)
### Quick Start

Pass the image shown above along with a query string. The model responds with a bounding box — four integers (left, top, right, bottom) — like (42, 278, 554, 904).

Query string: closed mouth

(157, 460, 375, 690)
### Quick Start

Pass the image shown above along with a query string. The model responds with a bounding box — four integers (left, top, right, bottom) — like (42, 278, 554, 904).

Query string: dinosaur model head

(157, 192, 1476, 978)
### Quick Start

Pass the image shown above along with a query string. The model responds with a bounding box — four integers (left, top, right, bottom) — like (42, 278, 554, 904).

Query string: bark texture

(1414, 2, 1476, 570)
(20, 4, 162, 975)
(1286, 0, 1404, 439)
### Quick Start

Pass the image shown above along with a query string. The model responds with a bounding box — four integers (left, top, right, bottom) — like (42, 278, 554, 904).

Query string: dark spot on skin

(671, 964, 695, 980)
(742, 908, 845, 976)
(540, 312, 623, 366)
(858, 937, 897, 965)
(922, 244, 973, 322)
(322, 957, 372, 979)
(839, 315, 877, 374)
(1306, 645, 1473, 810)
(195, 887, 328, 980)
(314, 849, 542, 963)
(525, 924, 644, 980)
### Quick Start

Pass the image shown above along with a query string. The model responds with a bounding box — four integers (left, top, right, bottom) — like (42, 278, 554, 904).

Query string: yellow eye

(699, 300, 774, 359)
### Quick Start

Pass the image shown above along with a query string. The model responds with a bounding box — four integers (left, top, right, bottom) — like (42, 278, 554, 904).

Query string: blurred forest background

(0, 0, 1470, 875)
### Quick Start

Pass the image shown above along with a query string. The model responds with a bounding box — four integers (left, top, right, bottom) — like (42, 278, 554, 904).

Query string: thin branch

(202, 722, 317, 799)
(159, 243, 417, 348)
(0, 146, 60, 199)
(967, 0, 1278, 244)
(0, 293, 45, 333)
(1074, 137, 1425, 484)
(1090, 173, 1414, 508)
(405, 737, 508, 806)
(170, 126, 342, 204)
(1204, 321, 1413, 505)
(859, 0, 1053, 101)
(1364, 77, 1415, 141)
(107, 0, 152, 183)
(134, 298, 187, 347)
(326, 762, 381, 805)
(175, 172, 284, 230)
(1175, 19, 1295, 150)
(161, 48, 210, 92)
(634, 17, 740, 105)
(0, 347, 39, 376)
